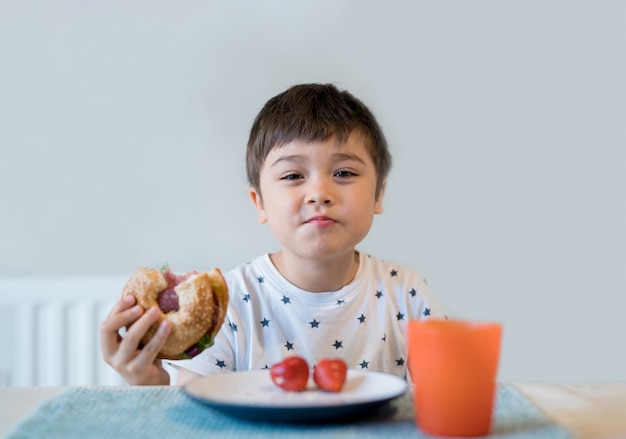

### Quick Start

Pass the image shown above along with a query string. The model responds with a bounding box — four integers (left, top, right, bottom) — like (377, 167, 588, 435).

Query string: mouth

(305, 215, 337, 227)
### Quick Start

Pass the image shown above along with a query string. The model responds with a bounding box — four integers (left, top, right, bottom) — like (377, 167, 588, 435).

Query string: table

(513, 382, 626, 439)
(2, 383, 626, 438)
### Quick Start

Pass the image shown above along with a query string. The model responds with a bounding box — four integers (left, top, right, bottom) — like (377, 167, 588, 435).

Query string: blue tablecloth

(7, 383, 572, 439)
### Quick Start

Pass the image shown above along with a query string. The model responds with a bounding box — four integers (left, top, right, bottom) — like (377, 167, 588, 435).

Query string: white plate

(183, 369, 408, 423)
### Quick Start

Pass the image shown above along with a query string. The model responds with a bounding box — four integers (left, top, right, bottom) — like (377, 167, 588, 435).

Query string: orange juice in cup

(407, 319, 502, 437)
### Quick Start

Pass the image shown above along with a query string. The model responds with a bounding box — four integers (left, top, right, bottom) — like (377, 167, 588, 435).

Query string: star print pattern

(178, 251, 445, 380)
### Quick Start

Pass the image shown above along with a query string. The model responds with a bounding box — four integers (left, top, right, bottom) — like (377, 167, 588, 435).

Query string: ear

(374, 180, 386, 215)
(249, 187, 268, 224)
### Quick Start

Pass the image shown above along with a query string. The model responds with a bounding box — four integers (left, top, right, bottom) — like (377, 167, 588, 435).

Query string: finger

(116, 307, 162, 360)
(134, 319, 172, 365)
(105, 295, 136, 320)
(101, 295, 145, 336)
(100, 303, 144, 358)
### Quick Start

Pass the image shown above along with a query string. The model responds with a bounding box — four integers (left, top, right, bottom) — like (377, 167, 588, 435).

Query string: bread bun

(121, 266, 229, 360)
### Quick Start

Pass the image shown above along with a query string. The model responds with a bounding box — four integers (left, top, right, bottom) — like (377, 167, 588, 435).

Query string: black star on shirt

(260, 317, 270, 327)
(336, 299, 346, 306)
(375, 290, 383, 299)
(396, 358, 405, 366)
(390, 269, 398, 277)
(409, 288, 416, 297)
(396, 312, 405, 321)
(309, 319, 320, 328)
(333, 340, 343, 349)
(358, 314, 366, 324)
(285, 341, 294, 350)
(229, 321, 238, 332)
(423, 307, 431, 317)
(215, 360, 226, 369)
(243, 294, 251, 302)
(257, 276, 265, 283)
(359, 360, 369, 369)
(382, 333, 387, 342)
(281, 295, 291, 305)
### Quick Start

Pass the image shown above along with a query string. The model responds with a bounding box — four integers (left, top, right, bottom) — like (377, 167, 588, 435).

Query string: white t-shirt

(174, 250, 445, 379)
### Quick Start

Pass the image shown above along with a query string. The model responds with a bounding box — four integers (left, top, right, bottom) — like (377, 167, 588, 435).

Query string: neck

(270, 250, 359, 292)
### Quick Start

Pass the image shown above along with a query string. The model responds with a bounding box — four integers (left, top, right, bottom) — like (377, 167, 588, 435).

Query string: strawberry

(313, 358, 348, 392)
(270, 356, 310, 392)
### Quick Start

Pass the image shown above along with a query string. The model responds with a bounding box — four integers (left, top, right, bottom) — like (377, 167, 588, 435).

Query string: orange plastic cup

(407, 319, 502, 437)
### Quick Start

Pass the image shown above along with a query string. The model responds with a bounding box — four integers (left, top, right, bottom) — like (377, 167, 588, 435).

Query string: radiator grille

(1, 277, 127, 386)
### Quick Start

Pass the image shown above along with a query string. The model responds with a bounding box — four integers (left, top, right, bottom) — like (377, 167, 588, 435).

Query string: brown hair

(246, 83, 392, 196)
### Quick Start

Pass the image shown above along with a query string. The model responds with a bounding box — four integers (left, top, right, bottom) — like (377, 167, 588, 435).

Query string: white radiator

(0, 276, 128, 387)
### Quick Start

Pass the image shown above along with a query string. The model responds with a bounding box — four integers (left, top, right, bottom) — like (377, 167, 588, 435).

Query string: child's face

(250, 131, 385, 263)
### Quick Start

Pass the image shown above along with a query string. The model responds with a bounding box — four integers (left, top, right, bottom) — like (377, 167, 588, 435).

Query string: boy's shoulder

(358, 251, 427, 279)
(228, 253, 271, 272)
(222, 253, 273, 283)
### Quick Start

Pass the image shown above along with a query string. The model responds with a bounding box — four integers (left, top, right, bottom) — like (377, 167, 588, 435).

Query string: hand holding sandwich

(100, 294, 173, 385)
(100, 266, 228, 385)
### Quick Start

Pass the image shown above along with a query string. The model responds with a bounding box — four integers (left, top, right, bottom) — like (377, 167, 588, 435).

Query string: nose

(305, 177, 334, 206)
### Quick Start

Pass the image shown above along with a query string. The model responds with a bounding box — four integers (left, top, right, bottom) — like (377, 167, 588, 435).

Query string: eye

(281, 173, 303, 181)
(334, 170, 356, 178)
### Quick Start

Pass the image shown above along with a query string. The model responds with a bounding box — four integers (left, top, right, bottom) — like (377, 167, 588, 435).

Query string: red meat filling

(156, 269, 197, 313)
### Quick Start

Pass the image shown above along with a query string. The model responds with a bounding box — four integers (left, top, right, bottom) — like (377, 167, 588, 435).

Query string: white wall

(1, 1, 625, 382)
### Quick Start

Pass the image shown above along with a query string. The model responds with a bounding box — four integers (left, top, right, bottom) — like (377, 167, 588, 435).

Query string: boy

(100, 83, 445, 386)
